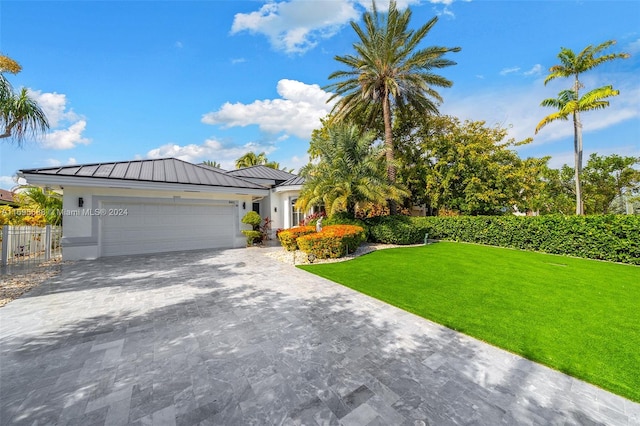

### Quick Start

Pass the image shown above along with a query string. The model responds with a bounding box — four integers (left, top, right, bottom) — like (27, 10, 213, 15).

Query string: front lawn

(299, 242, 640, 402)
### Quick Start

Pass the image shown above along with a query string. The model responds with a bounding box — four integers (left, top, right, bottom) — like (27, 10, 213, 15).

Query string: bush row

(363, 214, 640, 265)
(277, 226, 316, 251)
(297, 225, 366, 259)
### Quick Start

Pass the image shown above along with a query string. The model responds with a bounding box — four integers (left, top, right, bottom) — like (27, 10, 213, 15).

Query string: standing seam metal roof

(226, 165, 297, 181)
(19, 158, 265, 190)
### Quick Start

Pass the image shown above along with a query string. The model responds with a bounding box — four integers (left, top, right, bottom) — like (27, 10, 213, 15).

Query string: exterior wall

(60, 186, 254, 260)
(270, 188, 307, 231)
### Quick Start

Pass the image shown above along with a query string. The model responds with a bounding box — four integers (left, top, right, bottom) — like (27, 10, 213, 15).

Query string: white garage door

(100, 201, 235, 257)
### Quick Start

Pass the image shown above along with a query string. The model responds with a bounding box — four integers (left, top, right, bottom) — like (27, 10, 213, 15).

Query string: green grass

(299, 242, 640, 402)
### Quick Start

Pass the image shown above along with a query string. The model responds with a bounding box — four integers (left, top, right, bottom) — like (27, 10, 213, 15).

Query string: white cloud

(0, 175, 18, 190)
(441, 72, 640, 149)
(27, 90, 78, 128)
(28, 90, 90, 150)
(626, 38, 640, 55)
(547, 144, 640, 169)
(145, 138, 276, 171)
(202, 79, 336, 139)
(175, 41, 183, 48)
(499, 67, 521, 76)
(231, 0, 360, 54)
(524, 64, 543, 76)
(231, 58, 246, 64)
(45, 157, 77, 167)
(231, 0, 463, 53)
(287, 154, 310, 173)
(41, 120, 90, 150)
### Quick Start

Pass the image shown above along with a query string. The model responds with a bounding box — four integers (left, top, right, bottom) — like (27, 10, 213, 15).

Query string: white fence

(1, 225, 62, 268)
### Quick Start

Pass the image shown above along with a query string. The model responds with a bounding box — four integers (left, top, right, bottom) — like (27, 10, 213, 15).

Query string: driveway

(0, 247, 637, 425)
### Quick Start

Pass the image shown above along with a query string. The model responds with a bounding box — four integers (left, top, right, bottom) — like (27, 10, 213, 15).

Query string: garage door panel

(101, 201, 235, 256)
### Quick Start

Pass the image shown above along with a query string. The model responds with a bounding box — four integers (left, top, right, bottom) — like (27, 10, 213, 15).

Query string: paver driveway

(1, 247, 638, 425)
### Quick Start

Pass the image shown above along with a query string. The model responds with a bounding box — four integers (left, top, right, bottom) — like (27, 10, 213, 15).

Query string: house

(18, 158, 306, 260)
(0, 189, 19, 207)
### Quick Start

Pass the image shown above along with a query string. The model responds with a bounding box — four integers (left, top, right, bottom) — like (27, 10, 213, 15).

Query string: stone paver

(0, 247, 638, 425)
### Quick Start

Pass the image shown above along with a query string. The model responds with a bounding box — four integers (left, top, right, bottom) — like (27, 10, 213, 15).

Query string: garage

(18, 158, 270, 260)
(100, 200, 235, 257)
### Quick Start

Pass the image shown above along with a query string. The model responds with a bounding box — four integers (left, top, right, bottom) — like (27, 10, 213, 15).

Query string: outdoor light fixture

(242, 202, 246, 210)
(274, 207, 277, 213)
(78, 197, 84, 207)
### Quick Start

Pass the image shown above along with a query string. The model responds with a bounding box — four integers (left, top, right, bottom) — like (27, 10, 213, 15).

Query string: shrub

(413, 214, 640, 265)
(241, 230, 262, 246)
(241, 211, 262, 228)
(301, 211, 326, 226)
(324, 215, 370, 240)
(277, 226, 316, 251)
(365, 215, 428, 245)
(297, 225, 366, 259)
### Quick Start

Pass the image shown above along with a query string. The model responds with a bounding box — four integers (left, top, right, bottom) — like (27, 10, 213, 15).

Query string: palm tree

(325, 1, 460, 213)
(297, 122, 408, 217)
(235, 151, 292, 172)
(201, 160, 222, 168)
(235, 151, 269, 169)
(535, 40, 629, 215)
(0, 54, 49, 145)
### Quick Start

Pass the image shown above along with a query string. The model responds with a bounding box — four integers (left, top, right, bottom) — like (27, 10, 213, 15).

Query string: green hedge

(365, 215, 640, 265)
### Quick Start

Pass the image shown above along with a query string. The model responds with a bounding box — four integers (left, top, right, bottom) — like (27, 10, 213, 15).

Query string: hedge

(277, 226, 316, 251)
(297, 225, 366, 259)
(365, 215, 640, 265)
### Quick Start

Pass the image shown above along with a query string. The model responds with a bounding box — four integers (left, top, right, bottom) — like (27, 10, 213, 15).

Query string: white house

(18, 158, 306, 260)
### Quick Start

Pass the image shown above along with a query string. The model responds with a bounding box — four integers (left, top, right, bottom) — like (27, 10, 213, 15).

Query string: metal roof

(278, 175, 305, 186)
(197, 163, 227, 174)
(19, 158, 265, 190)
(227, 165, 296, 182)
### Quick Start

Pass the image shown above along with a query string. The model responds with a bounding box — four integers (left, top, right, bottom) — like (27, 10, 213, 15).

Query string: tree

(535, 40, 629, 215)
(14, 186, 63, 225)
(297, 122, 407, 217)
(0, 54, 49, 145)
(581, 153, 639, 214)
(234, 151, 292, 171)
(394, 115, 531, 215)
(201, 160, 222, 168)
(325, 0, 460, 213)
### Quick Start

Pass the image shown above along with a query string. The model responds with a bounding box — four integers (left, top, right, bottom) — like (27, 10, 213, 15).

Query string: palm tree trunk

(573, 76, 584, 215)
(382, 92, 397, 215)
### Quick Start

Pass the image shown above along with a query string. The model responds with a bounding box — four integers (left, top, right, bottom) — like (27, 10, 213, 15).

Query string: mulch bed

(0, 259, 65, 308)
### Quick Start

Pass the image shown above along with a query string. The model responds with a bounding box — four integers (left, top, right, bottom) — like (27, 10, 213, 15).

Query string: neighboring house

(18, 158, 305, 260)
(0, 189, 19, 207)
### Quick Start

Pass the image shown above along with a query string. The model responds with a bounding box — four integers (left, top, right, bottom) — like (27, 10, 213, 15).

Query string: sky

(1, 0, 639, 191)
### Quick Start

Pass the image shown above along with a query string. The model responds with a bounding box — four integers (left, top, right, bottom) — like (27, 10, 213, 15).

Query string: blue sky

(1, 0, 638, 190)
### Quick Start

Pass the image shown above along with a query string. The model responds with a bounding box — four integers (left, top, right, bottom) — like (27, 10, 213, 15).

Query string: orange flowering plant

(296, 225, 365, 259)
(277, 226, 316, 251)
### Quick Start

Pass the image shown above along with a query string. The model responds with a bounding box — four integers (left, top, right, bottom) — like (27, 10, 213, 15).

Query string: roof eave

(18, 173, 270, 196)
(274, 184, 303, 193)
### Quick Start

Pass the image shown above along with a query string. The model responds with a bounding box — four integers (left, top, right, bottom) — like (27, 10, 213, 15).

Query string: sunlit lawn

(299, 241, 640, 402)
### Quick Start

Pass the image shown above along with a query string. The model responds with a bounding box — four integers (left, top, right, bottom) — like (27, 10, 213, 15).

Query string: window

(252, 202, 260, 215)
(291, 198, 303, 227)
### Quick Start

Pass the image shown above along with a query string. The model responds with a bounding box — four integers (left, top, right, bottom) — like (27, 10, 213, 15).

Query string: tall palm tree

(0, 54, 49, 145)
(297, 122, 408, 217)
(535, 40, 629, 215)
(325, 1, 460, 213)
